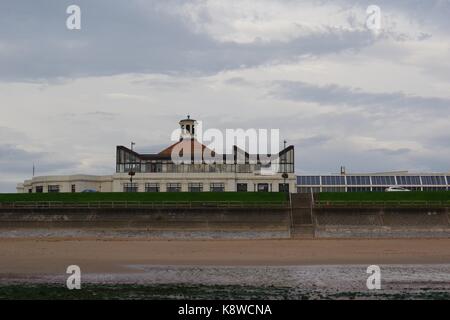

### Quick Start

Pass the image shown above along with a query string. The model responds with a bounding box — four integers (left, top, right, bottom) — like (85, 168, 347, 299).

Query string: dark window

(371, 176, 396, 185)
(145, 183, 159, 192)
(279, 183, 289, 192)
(188, 183, 203, 192)
(257, 183, 269, 192)
(123, 183, 138, 192)
(321, 176, 345, 185)
(48, 185, 60, 193)
(146, 163, 162, 173)
(36, 186, 43, 193)
(28, 188, 32, 193)
(167, 183, 181, 192)
(71, 184, 76, 193)
(210, 183, 225, 192)
(346, 176, 371, 185)
(237, 183, 248, 192)
(396, 176, 421, 185)
(421, 176, 446, 185)
(297, 176, 320, 185)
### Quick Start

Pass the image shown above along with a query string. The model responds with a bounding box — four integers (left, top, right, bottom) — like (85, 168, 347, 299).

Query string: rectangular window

(371, 176, 396, 185)
(167, 183, 181, 192)
(48, 185, 60, 193)
(145, 163, 162, 173)
(123, 183, 138, 193)
(279, 183, 289, 193)
(35, 186, 43, 193)
(396, 176, 421, 185)
(71, 184, 76, 193)
(28, 188, 32, 194)
(346, 176, 371, 185)
(257, 183, 269, 192)
(297, 176, 320, 185)
(321, 176, 345, 185)
(145, 183, 160, 192)
(188, 183, 203, 192)
(421, 176, 446, 185)
(210, 183, 225, 192)
(237, 183, 248, 192)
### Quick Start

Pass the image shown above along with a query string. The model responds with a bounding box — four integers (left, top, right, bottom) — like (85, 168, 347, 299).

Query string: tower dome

(179, 115, 197, 140)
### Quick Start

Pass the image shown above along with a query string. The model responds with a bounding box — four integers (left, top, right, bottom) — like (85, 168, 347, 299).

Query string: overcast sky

(1, 0, 450, 192)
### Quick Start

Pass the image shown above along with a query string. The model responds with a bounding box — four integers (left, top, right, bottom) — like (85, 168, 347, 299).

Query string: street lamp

(281, 140, 288, 193)
(282, 172, 288, 193)
(128, 171, 136, 190)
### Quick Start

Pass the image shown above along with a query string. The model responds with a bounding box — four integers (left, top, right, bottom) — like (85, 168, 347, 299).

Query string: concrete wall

(313, 207, 450, 238)
(1, 204, 449, 239)
(0, 207, 290, 232)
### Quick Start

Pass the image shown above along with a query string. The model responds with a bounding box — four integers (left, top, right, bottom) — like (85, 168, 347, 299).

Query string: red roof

(158, 139, 216, 158)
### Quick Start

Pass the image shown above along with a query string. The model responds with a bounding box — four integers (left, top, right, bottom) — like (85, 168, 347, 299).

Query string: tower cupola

(179, 115, 197, 140)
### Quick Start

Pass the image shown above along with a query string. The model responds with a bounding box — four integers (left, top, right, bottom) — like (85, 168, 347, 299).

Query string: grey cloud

(324, 0, 450, 29)
(369, 148, 411, 156)
(271, 81, 450, 112)
(0, 144, 77, 174)
(0, 1, 377, 82)
(292, 135, 333, 148)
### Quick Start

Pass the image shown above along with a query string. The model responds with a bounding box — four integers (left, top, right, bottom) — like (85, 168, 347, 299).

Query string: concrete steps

(290, 193, 315, 239)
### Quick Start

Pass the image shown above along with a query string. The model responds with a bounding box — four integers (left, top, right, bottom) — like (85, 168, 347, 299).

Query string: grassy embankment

(0, 192, 288, 204)
(318, 191, 450, 205)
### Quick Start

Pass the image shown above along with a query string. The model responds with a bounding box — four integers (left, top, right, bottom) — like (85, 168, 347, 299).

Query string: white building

(17, 117, 296, 193)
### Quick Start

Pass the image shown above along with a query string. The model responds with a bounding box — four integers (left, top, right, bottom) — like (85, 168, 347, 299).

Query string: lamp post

(128, 171, 136, 192)
(281, 140, 288, 193)
(282, 172, 288, 193)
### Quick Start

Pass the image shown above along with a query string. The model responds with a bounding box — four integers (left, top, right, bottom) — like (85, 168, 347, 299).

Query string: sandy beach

(0, 238, 449, 274)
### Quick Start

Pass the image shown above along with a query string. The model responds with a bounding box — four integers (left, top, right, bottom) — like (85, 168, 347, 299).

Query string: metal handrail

(0, 200, 290, 209)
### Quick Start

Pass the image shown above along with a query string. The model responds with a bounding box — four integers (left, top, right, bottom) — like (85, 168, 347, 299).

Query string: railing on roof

(0, 200, 289, 209)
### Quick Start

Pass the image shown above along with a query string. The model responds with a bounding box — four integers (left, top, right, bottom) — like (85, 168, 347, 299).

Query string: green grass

(0, 192, 288, 203)
(318, 191, 450, 203)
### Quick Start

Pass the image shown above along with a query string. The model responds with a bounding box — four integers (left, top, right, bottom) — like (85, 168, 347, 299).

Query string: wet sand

(0, 238, 449, 274)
